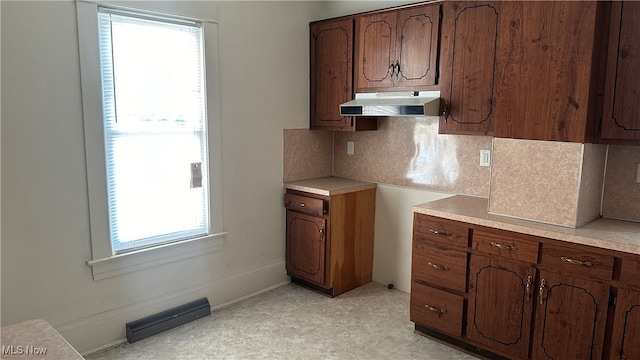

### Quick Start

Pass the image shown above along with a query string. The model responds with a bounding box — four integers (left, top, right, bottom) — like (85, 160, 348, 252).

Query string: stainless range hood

(339, 91, 440, 117)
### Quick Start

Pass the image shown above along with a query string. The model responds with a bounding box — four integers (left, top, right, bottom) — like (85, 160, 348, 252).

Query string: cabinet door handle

(525, 275, 533, 302)
(389, 62, 396, 77)
(560, 256, 593, 267)
(424, 304, 447, 317)
(539, 279, 547, 305)
(429, 229, 452, 237)
(441, 99, 449, 121)
(319, 225, 324, 241)
(490, 242, 518, 251)
(427, 262, 450, 271)
(394, 60, 400, 79)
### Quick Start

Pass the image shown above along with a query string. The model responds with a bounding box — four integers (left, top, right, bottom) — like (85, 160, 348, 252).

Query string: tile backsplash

(284, 126, 640, 225)
(602, 145, 640, 222)
(332, 118, 492, 197)
(489, 139, 607, 227)
(283, 129, 332, 183)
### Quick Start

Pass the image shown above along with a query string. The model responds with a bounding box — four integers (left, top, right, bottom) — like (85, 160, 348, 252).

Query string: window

(77, 2, 224, 279)
(98, 8, 209, 254)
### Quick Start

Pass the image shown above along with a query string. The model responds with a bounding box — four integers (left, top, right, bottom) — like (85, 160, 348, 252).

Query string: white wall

(1, 0, 322, 354)
(372, 185, 452, 293)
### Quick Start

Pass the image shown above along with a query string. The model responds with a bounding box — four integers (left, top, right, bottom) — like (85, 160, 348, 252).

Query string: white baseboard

(57, 260, 288, 355)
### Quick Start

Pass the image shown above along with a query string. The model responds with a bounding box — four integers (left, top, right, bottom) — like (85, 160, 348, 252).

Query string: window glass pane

(98, 8, 209, 254)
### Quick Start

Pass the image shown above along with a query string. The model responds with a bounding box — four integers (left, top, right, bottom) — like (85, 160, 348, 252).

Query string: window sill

(86, 232, 227, 281)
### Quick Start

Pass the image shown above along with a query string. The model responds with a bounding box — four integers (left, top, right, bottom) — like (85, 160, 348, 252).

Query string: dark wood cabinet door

(355, 12, 397, 92)
(467, 255, 535, 359)
(285, 210, 326, 287)
(439, 1, 499, 136)
(610, 288, 640, 360)
(355, 4, 440, 92)
(601, 2, 640, 142)
(532, 271, 610, 360)
(493, 1, 601, 142)
(394, 5, 440, 90)
(310, 19, 354, 130)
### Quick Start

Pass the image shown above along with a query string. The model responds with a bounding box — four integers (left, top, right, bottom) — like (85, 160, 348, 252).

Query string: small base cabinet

(411, 213, 639, 360)
(285, 188, 375, 297)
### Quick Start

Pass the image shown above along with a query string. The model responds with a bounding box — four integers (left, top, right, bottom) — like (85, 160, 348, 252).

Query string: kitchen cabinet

(492, 1, 605, 143)
(354, 4, 440, 93)
(284, 186, 375, 297)
(309, 19, 377, 131)
(600, 1, 640, 144)
(438, 1, 500, 136)
(610, 288, 640, 360)
(467, 233, 538, 359)
(286, 209, 327, 286)
(411, 213, 629, 360)
(410, 215, 469, 337)
(531, 270, 610, 360)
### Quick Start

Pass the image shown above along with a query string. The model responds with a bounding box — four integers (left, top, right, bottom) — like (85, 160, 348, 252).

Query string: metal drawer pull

(429, 229, 452, 237)
(560, 256, 593, 267)
(299, 203, 305, 207)
(525, 276, 533, 302)
(427, 262, 450, 271)
(490, 242, 518, 251)
(539, 279, 546, 305)
(424, 304, 447, 317)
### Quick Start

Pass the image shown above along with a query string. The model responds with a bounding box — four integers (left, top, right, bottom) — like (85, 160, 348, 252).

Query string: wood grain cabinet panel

(411, 214, 627, 360)
(472, 229, 539, 263)
(439, 1, 500, 136)
(355, 4, 440, 92)
(493, 1, 603, 143)
(411, 281, 465, 337)
(285, 188, 376, 297)
(540, 243, 615, 282)
(309, 19, 377, 131)
(467, 255, 535, 360)
(531, 271, 610, 360)
(286, 210, 327, 287)
(413, 214, 470, 249)
(412, 243, 467, 293)
(610, 288, 640, 360)
(600, 1, 640, 143)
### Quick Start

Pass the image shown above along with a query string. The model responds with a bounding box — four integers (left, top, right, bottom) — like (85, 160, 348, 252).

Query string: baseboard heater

(125, 297, 210, 343)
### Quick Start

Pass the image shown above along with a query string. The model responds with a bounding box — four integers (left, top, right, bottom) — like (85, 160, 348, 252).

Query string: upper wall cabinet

(600, 1, 640, 144)
(438, 2, 500, 136)
(354, 4, 441, 93)
(492, 1, 604, 143)
(310, 19, 377, 131)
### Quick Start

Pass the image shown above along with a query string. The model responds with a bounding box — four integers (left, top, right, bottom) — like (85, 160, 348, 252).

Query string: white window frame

(76, 0, 225, 281)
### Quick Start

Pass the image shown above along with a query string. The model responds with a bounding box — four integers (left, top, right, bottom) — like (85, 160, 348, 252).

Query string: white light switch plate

(480, 150, 491, 167)
(347, 141, 354, 155)
(636, 163, 640, 183)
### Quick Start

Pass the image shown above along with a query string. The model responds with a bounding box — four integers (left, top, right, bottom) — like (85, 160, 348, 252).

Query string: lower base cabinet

(411, 213, 639, 360)
(531, 271, 610, 360)
(285, 188, 376, 297)
(467, 256, 535, 360)
(610, 289, 640, 360)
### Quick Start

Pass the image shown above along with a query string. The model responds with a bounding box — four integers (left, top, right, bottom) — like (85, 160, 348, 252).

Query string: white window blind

(98, 7, 210, 254)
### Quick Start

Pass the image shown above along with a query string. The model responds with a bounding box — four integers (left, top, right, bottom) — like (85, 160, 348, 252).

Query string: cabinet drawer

(540, 243, 614, 281)
(410, 282, 464, 337)
(412, 243, 467, 293)
(472, 230, 539, 263)
(413, 214, 469, 249)
(621, 257, 640, 288)
(284, 193, 325, 216)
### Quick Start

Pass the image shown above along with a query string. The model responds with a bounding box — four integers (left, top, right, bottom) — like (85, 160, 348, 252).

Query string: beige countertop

(414, 195, 640, 256)
(284, 177, 376, 196)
